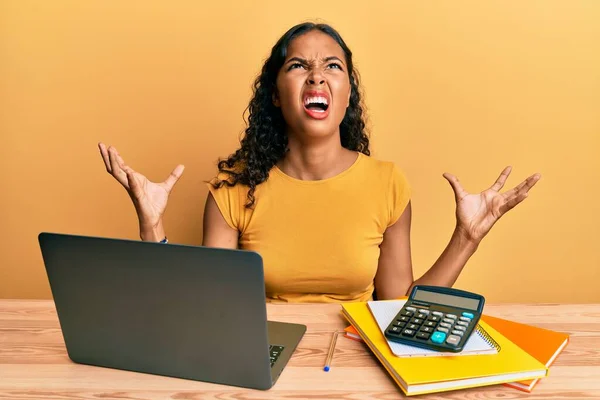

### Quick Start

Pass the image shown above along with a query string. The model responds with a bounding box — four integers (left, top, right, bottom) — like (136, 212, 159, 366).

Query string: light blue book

(367, 300, 499, 358)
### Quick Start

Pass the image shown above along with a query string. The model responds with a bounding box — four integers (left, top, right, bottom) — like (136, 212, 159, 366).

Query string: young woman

(98, 22, 540, 303)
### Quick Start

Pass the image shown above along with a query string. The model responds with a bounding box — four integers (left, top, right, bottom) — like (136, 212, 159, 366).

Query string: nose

(307, 77, 325, 85)
(307, 69, 325, 85)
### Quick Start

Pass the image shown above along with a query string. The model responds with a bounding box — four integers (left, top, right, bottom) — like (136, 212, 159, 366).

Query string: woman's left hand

(443, 166, 541, 244)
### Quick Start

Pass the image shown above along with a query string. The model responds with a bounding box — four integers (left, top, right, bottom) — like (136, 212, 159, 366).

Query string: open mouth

(304, 96, 329, 112)
(303, 91, 330, 119)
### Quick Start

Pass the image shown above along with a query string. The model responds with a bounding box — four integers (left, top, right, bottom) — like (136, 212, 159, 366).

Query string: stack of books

(341, 299, 569, 396)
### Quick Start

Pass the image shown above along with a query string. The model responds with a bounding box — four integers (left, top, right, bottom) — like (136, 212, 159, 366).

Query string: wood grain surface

(1, 300, 598, 399)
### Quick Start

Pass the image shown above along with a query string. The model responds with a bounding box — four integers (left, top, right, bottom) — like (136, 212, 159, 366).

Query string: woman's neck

(277, 134, 357, 181)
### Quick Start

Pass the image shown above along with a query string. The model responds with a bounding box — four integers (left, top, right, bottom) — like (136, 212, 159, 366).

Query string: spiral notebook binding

(476, 324, 502, 352)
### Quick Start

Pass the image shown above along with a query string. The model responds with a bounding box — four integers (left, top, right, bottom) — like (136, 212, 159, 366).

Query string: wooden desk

(1, 300, 599, 399)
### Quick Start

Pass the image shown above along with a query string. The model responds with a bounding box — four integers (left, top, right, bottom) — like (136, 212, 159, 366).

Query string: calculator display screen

(413, 289, 480, 310)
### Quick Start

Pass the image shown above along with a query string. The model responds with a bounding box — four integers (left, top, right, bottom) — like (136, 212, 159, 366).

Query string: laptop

(38, 232, 306, 390)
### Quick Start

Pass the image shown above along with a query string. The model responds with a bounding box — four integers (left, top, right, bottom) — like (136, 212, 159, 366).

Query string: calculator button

(460, 316, 471, 322)
(431, 331, 446, 343)
(462, 312, 475, 319)
(436, 327, 449, 333)
(411, 318, 423, 324)
(416, 313, 427, 319)
(416, 332, 430, 340)
(427, 316, 440, 322)
(388, 326, 402, 334)
(424, 321, 437, 328)
(408, 323, 420, 330)
(439, 322, 452, 329)
(400, 316, 411, 322)
(406, 307, 416, 312)
(393, 321, 406, 328)
(456, 321, 469, 327)
(402, 328, 416, 337)
(418, 309, 430, 315)
(420, 327, 433, 333)
(432, 311, 444, 317)
(452, 330, 464, 336)
(442, 318, 455, 324)
(454, 325, 466, 332)
(401, 310, 414, 317)
(445, 314, 458, 320)
(446, 335, 461, 346)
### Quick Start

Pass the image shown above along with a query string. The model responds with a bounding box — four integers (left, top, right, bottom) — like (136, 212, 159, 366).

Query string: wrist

(452, 226, 480, 254)
(139, 220, 166, 242)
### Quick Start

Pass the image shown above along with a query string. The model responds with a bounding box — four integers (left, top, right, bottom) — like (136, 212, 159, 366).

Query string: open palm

(98, 143, 184, 228)
(124, 170, 175, 225)
(443, 167, 541, 243)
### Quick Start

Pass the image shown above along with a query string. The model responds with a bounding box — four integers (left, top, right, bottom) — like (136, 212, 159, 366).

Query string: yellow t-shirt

(206, 152, 411, 303)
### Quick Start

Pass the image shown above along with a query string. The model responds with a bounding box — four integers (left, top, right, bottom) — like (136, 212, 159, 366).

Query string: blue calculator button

(431, 331, 446, 344)
(462, 312, 474, 319)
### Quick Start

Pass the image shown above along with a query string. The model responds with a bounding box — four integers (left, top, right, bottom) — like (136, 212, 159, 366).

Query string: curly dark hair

(211, 22, 370, 208)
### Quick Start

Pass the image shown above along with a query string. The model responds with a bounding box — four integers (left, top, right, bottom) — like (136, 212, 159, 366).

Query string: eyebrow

(285, 56, 345, 66)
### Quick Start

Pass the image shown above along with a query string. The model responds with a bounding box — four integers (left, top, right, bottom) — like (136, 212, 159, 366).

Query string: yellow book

(341, 301, 548, 396)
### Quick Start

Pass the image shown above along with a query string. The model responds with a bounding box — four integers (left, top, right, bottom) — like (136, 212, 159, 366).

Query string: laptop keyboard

(269, 345, 285, 367)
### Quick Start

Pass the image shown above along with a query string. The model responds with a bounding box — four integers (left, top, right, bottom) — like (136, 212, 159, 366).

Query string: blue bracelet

(159, 237, 168, 244)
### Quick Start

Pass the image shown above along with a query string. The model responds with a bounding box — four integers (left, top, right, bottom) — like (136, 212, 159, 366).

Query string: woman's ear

(272, 90, 280, 107)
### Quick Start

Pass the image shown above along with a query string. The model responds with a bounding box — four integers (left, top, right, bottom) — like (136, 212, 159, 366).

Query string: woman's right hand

(98, 142, 184, 239)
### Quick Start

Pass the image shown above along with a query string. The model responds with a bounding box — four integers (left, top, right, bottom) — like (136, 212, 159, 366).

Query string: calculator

(384, 285, 485, 353)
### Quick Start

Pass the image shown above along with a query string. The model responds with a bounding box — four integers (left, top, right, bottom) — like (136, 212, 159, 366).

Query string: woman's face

(275, 30, 351, 140)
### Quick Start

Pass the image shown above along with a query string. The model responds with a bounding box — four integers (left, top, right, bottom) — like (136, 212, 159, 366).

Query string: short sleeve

(205, 174, 251, 233)
(387, 163, 411, 227)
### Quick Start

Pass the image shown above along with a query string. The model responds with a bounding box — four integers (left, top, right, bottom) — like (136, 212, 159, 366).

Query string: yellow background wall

(1, 1, 598, 302)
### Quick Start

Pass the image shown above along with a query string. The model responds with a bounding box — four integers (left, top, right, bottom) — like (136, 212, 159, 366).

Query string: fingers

(443, 172, 468, 202)
(98, 142, 111, 173)
(107, 146, 129, 187)
(499, 191, 529, 215)
(99, 142, 183, 197)
(503, 173, 541, 200)
(163, 164, 185, 193)
(489, 166, 512, 192)
(499, 173, 541, 215)
(123, 165, 143, 199)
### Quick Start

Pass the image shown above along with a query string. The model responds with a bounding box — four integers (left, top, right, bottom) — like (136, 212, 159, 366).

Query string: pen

(323, 331, 339, 372)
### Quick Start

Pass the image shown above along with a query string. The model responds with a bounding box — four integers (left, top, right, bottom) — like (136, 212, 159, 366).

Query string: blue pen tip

(324, 366, 330, 372)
